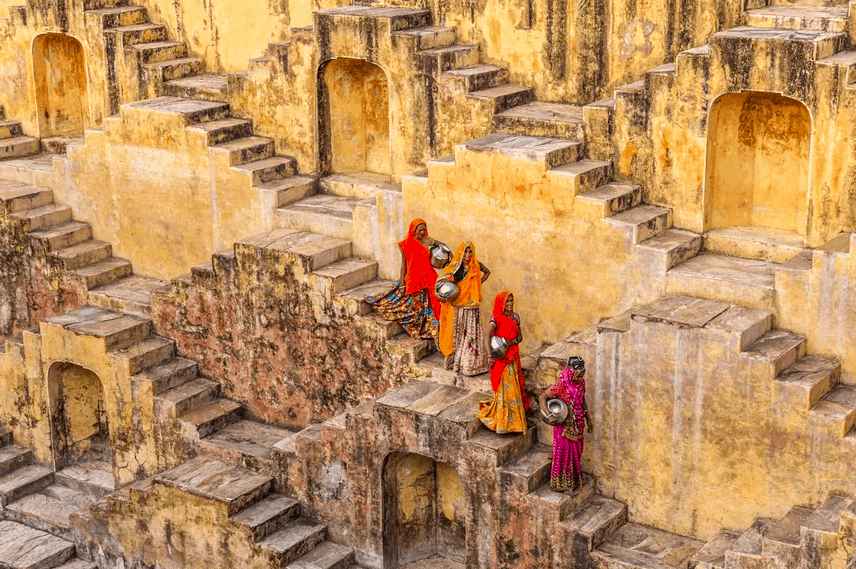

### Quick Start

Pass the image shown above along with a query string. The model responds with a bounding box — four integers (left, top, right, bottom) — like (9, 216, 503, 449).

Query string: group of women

(366, 219, 592, 492)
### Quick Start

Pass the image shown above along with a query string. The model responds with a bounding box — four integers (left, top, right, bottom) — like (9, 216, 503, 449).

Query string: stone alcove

(32, 33, 90, 137)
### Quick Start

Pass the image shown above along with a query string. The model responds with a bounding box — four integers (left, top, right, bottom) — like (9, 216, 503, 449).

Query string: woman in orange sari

(365, 219, 439, 340)
(476, 291, 530, 434)
(438, 241, 491, 375)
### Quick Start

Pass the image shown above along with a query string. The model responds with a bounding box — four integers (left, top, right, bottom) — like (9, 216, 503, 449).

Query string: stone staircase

(0, 428, 97, 569)
(102, 455, 357, 569)
(0, 107, 39, 161)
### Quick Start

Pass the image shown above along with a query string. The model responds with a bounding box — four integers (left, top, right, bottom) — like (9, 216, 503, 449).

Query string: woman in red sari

(365, 219, 439, 340)
(476, 291, 530, 434)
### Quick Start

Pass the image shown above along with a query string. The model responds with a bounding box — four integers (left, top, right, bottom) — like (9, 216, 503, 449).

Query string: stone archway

(32, 33, 89, 137)
(704, 91, 812, 237)
(382, 452, 466, 569)
(320, 58, 391, 177)
(47, 362, 111, 470)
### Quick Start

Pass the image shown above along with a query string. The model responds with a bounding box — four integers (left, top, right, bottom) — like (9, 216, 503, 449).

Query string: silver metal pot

(429, 242, 452, 269)
(435, 279, 460, 303)
(489, 336, 509, 359)
(540, 398, 569, 425)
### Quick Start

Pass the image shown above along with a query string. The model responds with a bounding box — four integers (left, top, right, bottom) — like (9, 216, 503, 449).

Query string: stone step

(232, 155, 298, 186)
(157, 377, 221, 417)
(144, 57, 205, 82)
(0, 182, 54, 214)
(29, 221, 93, 253)
(212, 136, 275, 166)
(467, 423, 538, 467)
(0, 119, 23, 139)
(181, 398, 243, 439)
(335, 278, 396, 316)
(0, 520, 75, 569)
(259, 175, 318, 208)
(531, 472, 597, 522)
(185, 117, 252, 146)
(154, 456, 274, 516)
(55, 462, 115, 498)
(276, 194, 364, 241)
(686, 529, 740, 569)
(318, 5, 431, 30)
(121, 97, 229, 126)
(666, 253, 777, 310)
(495, 101, 585, 140)
(109, 23, 168, 46)
(318, 172, 398, 200)
(745, 6, 848, 33)
(418, 43, 479, 71)
(0, 464, 54, 507)
(55, 559, 97, 569)
(285, 541, 355, 569)
(110, 335, 174, 375)
(762, 506, 813, 567)
(745, 329, 806, 378)
(776, 356, 840, 411)
(444, 64, 508, 93)
(563, 495, 628, 551)
(9, 203, 72, 232)
(392, 25, 456, 50)
(127, 40, 187, 65)
(87, 5, 147, 28)
(803, 495, 854, 548)
(231, 493, 301, 541)
(0, 444, 33, 478)
(68, 257, 133, 289)
(44, 306, 151, 350)
(605, 205, 672, 244)
(0, 136, 41, 159)
(163, 74, 230, 102)
(812, 385, 856, 438)
(593, 522, 704, 569)
(88, 274, 170, 318)
(48, 240, 113, 270)
(237, 229, 353, 273)
(458, 133, 580, 169)
(201, 419, 295, 468)
(4, 483, 100, 538)
(261, 519, 328, 566)
(547, 159, 612, 196)
(133, 357, 199, 395)
(577, 183, 641, 218)
(710, 27, 843, 62)
(725, 518, 774, 567)
(40, 135, 84, 155)
(637, 229, 703, 271)
(470, 84, 536, 113)
(819, 50, 856, 89)
(311, 258, 378, 295)
(703, 227, 806, 264)
(365, 314, 405, 341)
(497, 443, 552, 494)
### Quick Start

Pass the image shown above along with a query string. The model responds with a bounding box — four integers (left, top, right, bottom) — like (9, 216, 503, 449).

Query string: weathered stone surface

(0, 520, 75, 569)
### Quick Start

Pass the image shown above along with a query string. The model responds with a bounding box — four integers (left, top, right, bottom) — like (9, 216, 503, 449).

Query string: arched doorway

(704, 91, 811, 237)
(321, 58, 391, 177)
(48, 362, 111, 470)
(32, 33, 89, 137)
(382, 453, 466, 569)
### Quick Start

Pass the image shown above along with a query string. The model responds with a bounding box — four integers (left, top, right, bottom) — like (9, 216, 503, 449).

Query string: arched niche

(32, 33, 89, 137)
(382, 452, 466, 569)
(47, 362, 111, 470)
(320, 58, 391, 178)
(704, 91, 812, 238)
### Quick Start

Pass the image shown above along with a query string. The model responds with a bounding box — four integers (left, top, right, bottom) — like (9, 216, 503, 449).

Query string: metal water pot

(489, 336, 509, 359)
(540, 398, 569, 425)
(429, 242, 452, 269)
(435, 279, 460, 303)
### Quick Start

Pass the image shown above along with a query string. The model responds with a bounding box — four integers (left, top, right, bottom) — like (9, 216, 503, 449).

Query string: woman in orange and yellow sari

(365, 218, 439, 340)
(438, 241, 491, 376)
(476, 291, 530, 434)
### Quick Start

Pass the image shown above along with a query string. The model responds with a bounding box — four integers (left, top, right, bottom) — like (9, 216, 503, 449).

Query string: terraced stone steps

(593, 522, 705, 569)
(494, 101, 586, 140)
(745, 6, 849, 33)
(0, 520, 95, 569)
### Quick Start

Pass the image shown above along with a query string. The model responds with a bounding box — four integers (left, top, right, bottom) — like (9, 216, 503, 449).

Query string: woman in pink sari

(539, 356, 593, 492)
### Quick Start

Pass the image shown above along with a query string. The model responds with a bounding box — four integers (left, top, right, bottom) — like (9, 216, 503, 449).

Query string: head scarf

(492, 290, 512, 321)
(398, 218, 436, 296)
(443, 241, 482, 306)
(399, 218, 427, 249)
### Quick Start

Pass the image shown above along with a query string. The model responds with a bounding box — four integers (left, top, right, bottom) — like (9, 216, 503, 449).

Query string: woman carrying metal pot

(437, 241, 491, 375)
(539, 356, 593, 492)
(476, 291, 530, 434)
(365, 218, 442, 340)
